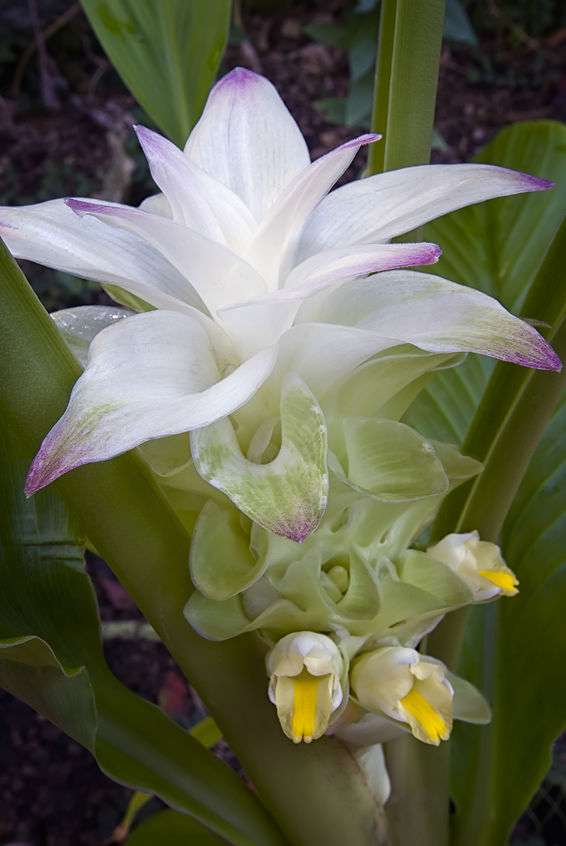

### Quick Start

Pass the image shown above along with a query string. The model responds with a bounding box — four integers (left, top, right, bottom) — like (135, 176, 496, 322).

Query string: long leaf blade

(80, 0, 231, 145)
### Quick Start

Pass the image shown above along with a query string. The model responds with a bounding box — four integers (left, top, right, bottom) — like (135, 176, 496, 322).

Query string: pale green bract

(1, 67, 560, 751)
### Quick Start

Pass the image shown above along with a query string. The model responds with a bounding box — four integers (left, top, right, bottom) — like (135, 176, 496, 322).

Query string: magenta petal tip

(505, 339, 562, 372)
(65, 198, 94, 216)
(521, 173, 555, 192)
(215, 66, 262, 92)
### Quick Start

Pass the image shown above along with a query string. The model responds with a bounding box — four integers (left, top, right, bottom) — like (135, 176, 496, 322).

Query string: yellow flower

(427, 531, 518, 600)
(267, 632, 344, 743)
(351, 647, 453, 745)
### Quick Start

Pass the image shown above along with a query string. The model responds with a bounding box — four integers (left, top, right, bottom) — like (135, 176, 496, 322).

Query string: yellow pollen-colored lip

(400, 687, 449, 744)
(479, 568, 519, 596)
(291, 671, 327, 743)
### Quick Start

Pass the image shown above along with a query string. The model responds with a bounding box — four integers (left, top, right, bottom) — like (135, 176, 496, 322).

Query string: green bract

(184, 414, 480, 642)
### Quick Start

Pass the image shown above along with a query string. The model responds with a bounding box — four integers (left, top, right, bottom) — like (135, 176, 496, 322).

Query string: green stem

(0, 243, 387, 846)
(369, 0, 445, 175)
(367, 0, 396, 175)
(385, 738, 450, 846)
(370, 2, 446, 843)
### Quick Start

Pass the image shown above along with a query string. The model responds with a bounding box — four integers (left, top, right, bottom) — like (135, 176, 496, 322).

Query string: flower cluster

(2, 68, 558, 751)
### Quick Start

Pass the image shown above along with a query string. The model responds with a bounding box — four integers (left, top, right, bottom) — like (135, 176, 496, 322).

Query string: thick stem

(367, 0, 396, 176)
(371, 2, 447, 843)
(385, 738, 450, 846)
(0, 241, 387, 846)
(382, 0, 445, 173)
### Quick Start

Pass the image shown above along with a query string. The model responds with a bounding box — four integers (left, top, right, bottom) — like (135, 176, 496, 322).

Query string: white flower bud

(266, 632, 344, 744)
(427, 531, 518, 600)
(350, 646, 453, 745)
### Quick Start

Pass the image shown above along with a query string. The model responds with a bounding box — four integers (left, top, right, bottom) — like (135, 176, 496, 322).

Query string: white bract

(1, 68, 559, 539)
(427, 531, 519, 600)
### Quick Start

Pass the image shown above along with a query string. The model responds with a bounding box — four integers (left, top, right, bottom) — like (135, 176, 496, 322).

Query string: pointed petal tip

(226, 66, 261, 81)
(133, 123, 169, 152)
(419, 243, 442, 264)
(65, 198, 94, 216)
(273, 514, 322, 544)
(24, 423, 89, 496)
(24, 454, 53, 497)
(133, 123, 151, 141)
(340, 133, 382, 152)
(216, 66, 264, 91)
(519, 173, 554, 192)
(65, 198, 122, 219)
(505, 339, 562, 372)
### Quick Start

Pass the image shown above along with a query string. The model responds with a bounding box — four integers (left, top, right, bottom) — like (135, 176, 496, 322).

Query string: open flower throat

(1, 68, 557, 749)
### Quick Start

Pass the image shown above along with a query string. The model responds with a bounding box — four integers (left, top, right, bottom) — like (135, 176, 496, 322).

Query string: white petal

(135, 125, 255, 250)
(26, 310, 276, 494)
(185, 67, 310, 220)
(66, 199, 267, 314)
(303, 271, 560, 370)
(217, 298, 301, 358)
(217, 242, 441, 357)
(139, 193, 172, 217)
(247, 133, 380, 288)
(299, 164, 553, 257)
(284, 242, 441, 291)
(276, 323, 395, 397)
(0, 199, 205, 313)
(51, 305, 132, 367)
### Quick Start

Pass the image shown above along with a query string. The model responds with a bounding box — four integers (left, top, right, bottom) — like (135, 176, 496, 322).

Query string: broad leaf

(406, 120, 566, 440)
(127, 809, 226, 845)
(404, 121, 566, 841)
(451, 396, 566, 846)
(0, 408, 279, 846)
(80, 0, 231, 146)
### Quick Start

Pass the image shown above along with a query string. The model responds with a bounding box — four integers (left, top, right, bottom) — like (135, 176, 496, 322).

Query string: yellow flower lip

(274, 670, 335, 744)
(267, 632, 344, 743)
(290, 671, 325, 743)
(479, 568, 519, 596)
(400, 687, 449, 744)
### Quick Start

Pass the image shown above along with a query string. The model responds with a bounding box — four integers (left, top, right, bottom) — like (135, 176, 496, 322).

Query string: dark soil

(0, 1, 565, 844)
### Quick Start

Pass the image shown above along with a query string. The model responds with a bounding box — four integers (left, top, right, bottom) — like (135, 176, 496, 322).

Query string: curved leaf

(402, 121, 566, 843)
(127, 809, 226, 845)
(80, 0, 231, 145)
(0, 386, 282, 846)
(406, 120, 566, 440)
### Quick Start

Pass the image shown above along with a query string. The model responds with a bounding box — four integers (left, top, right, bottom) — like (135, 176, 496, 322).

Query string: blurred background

(0, 1, 565, 844)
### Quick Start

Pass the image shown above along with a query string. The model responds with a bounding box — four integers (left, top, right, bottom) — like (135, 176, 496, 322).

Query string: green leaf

(127, 809, 226, 845)
(449, 390, 566, 846)
(406, 120, 566, 440)
(402, 122, 566, 843)
(80, 0, 231, 145)
(0, 417, 280, 846)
